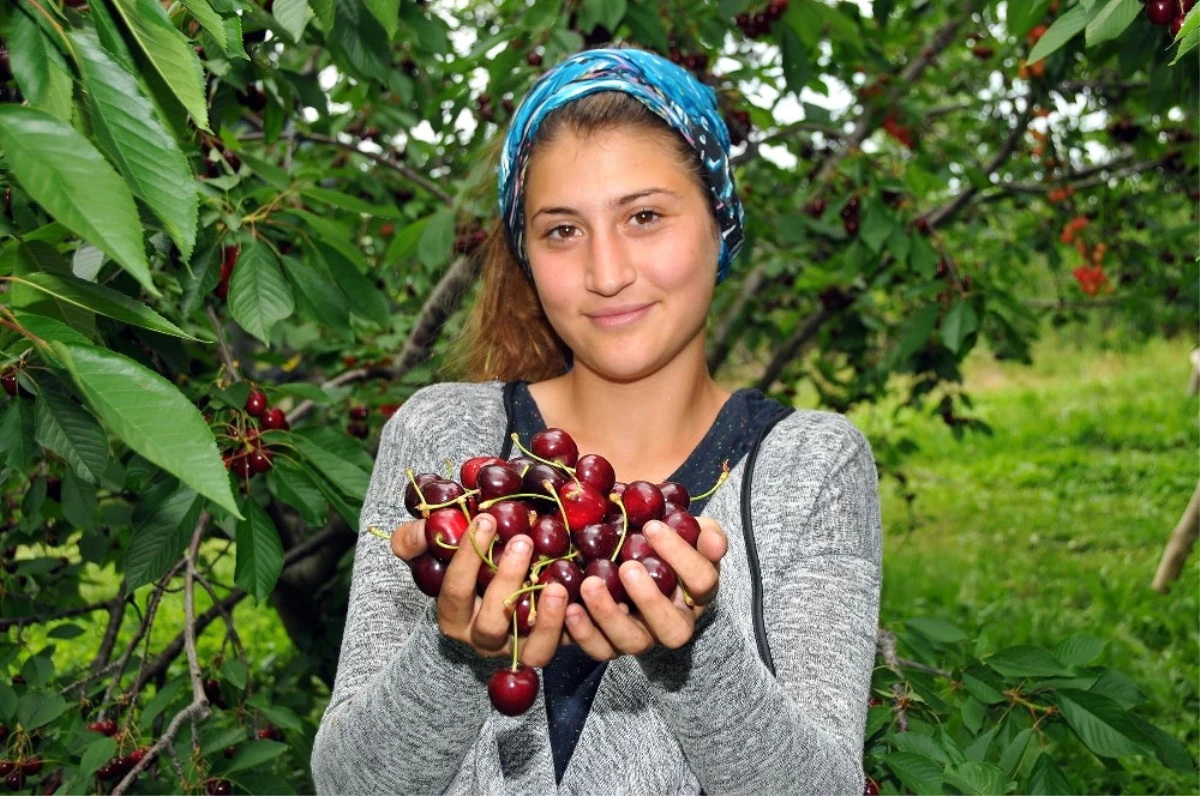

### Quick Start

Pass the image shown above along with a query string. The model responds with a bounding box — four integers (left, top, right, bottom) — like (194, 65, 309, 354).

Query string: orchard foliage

(0, 0, 1196, 793)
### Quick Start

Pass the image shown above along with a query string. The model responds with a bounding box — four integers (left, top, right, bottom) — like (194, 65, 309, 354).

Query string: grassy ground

(840, 330, 1199, 795)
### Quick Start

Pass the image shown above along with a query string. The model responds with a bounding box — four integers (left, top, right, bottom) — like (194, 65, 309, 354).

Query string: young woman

(311, 47, 882, 795)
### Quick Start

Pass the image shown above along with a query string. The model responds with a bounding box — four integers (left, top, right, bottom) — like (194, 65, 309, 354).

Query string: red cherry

(1147, 0, 1176, 24)
(249, 449, 273, 473)
(526, 51, 543, 67)
(477, 463, 523, 503)
(1170, 14, 1185, 36)
(101, 719, 117, 736)
(864, 776, 880, 795)
(531, 428, 578, 467)
(223, 746, 236, 759)
(537, 559, 585, 603)
(475, 562, 496, 596)
(21, 757, 41, 775)
(486, 501, 534, 543)
(488, 664, 539, 715)
(572, 523, 619, 563)
(622, 481, 665, 530)
(129, 748, 147, 764)
(5, 770, 23, 791)
(641, 556, 677, 597)
(0, 764, 11, 778)
(349, 405, 369, 421)
(404, 472, 443, 517)
(460, 456, 505, 490)
(229, 454, 254, 479)
(658, 482, 690, 510)
(514, 592, 535, 635)
(410, 553, 447, 597)
(529, 515, 569, 558)
(206, 779, 232, 796)
(420, 479, 467, 511)
(583, 558, 626, 604)
(523, 462, 567, 498)
(348, 420, 369, 439)
(662, 511, 701, 547)
(245, 389, 267, 417)
(574, 453, 615, 495)
(424, 508, 470, 563)
(261, 407, 289, 431)
(557, 481, 607, 532)
(97, 763, 115, 781)
(0, 371, 16, 398)
(618, 533, 653, 563)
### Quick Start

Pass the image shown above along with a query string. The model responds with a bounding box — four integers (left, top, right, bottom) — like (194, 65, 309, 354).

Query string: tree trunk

(1152, 481, 1200, 594)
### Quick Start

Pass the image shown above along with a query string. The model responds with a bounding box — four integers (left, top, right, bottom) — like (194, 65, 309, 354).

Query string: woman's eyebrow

(530, 188, 680, 220)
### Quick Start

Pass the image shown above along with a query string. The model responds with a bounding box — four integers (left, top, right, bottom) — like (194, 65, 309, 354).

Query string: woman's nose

(584, 228, 636, 295)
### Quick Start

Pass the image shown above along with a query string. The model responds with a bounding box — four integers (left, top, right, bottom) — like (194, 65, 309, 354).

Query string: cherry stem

(404, 468, 429, 516)
(681, 585, 695, 608)
(366, 526, 391, 541)
(610, 494, 630, 561)
(424, 489, 480, 512)
(443, 458, 454, 481)
(531, 555, 572, 580)
(692, 459, 731, 502)
(432, 534, 457, 552)
(509, 432, 576, 475)
(511, 610, 520, 671)
(503, 582, 547, 608)
(477, 492, 554, 511)
(466, 519, 497, 571)
(542, 479, 571, 529)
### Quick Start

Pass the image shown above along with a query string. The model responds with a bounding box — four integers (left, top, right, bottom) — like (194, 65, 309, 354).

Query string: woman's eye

(547, 225, 576, 240)
(632, 209, 660, 226)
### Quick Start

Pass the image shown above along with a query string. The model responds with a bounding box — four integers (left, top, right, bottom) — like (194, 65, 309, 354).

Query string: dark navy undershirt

(505, 380, 790, 784)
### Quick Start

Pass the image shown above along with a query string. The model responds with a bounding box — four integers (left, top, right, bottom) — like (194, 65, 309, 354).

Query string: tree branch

(0, 598, 116, 631)
(206, 306, 242, 384)
(91, 582, 128, 676)
(875, 628, 910, 733)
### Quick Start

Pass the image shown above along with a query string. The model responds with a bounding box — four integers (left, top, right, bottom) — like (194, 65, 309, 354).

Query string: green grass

(842, 331, 1199, 795)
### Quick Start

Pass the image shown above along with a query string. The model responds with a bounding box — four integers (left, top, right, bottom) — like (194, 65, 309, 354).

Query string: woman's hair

(440, 91, 711, 384)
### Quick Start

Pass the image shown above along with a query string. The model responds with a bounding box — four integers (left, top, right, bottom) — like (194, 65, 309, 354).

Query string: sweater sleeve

(310, 391, 501, 795)
(637, 418, 882, 796)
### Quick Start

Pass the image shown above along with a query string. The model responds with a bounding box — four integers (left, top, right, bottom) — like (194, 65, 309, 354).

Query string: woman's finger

(518, 583, 568, 668)
(564, 603, 619, 661)
(642, 522, 720, 607)
(437, 515, 496, 631)
(471, 535, 535, 651)
(580, 575, 657, 655)
(389, 519, 427, 562)
(695, 517, 729, 566)
(619, 562, 695, 650)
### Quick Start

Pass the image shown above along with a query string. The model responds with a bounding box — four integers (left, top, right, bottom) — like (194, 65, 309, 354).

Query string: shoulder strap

(499, 381, 519, 459)
(740, 405, 795, 676)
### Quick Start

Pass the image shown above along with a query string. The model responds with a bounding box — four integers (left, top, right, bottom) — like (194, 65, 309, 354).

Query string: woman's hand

(564, 516, 728, 660)
(389, 514, 570, 667)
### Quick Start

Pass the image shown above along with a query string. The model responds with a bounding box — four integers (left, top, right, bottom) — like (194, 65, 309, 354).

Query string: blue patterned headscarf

(497, 48, 744, 284)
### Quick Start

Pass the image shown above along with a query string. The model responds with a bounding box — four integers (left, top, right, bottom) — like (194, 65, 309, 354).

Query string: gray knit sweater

(311, 380, 883, 795)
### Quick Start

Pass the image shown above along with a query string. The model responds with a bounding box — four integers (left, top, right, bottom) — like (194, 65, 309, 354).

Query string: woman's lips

(588, 303, 654, 328)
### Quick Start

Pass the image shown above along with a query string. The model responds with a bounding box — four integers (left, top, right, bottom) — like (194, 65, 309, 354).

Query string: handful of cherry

(370, 427, 727, 716)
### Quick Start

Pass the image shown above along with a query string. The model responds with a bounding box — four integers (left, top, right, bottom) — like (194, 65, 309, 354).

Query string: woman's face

(522, 126, 720, 382)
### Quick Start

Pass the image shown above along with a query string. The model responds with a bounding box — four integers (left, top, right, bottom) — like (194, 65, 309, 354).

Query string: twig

(894, 656, 954, 679)
(91, 582, 129, 677)
(875, 628, 910, 733)
(206, 306, 242, 383)
(57, 660, 122, 698)
(110, 514, 213, 796)
(237, 131, 451, 203)
(0, 599, 115, 630)
(978, 156, 1164, 201)
(193, 569, 248, 671)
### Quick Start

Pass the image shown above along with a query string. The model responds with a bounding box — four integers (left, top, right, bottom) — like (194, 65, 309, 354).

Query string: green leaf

(1008, 0, 1053, 37)
(274, 0, 315, 41)
(893, 733, 951, 764)
(110, 0, 211, 131)
(363, 0, 399, 36)
(318, 245, 390, 328)
(0, 106, 158, 297)
(291, 435, 370, 499)
(383, 216, 429, 266)
(418, 208, 456, 268)
(34, 387, 111, 484)
(1127, 713, 1197, 773)
(51, 342, 242, 519)
(62, 466, 100, 526)
(1056, 689, 1155, 759)
(279, 254, 352, 334)
(985, 645, 1073, 678)
(0, 685, 15, 721)
(961, 696, 986, 735)
(300, 187, 403, 218)
(1169, 6, 1200, 63)
(942, 762, 1009, 796)
(1028, 753, 1075, 795)
(963, 669, 1008, 704)
(1, 401, 37, 470)
(124, 481, 202, 590)
(17, 691, 67, 729)
(998, 727, 1033, 779)
(780, 26, 810, 96)
(72, 30, 199, 262)
(302, 460, 362, 528)
(11, 272, 200, 341)
(9, 9, 74, 122)
(235, 499, 284, 602)
(139, 676, 186, 730)
(268, 457, 329, 525)
(1089, 668, 1144, 709)
(883, 752, 943, 795)
(227, 242, 295, 346)
(220, 658, 247, 690)
(1029, 3, 1090, 63)
(12, 312, 93, 348)
(255, 703, 302, 734)
(1052, 634, 1105, 667)
(47, 623, 86, 640)
(940, 301, 978, 354)
(1086, 0, 1140, 46)
(329, 0, 390, 80)
(81, 738, 117, 777)
(181, 0, 227, 52)
(893, 304, 940, 367)
(224, 740, 287, 775)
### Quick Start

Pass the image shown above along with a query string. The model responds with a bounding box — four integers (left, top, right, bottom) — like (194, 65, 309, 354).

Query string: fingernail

(509, 538, 531, 555)
(565, 609, 581, 626)
(625, 565, 644, 581)
(643, 522, 661, 537)
(476, 514, 493, 532)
